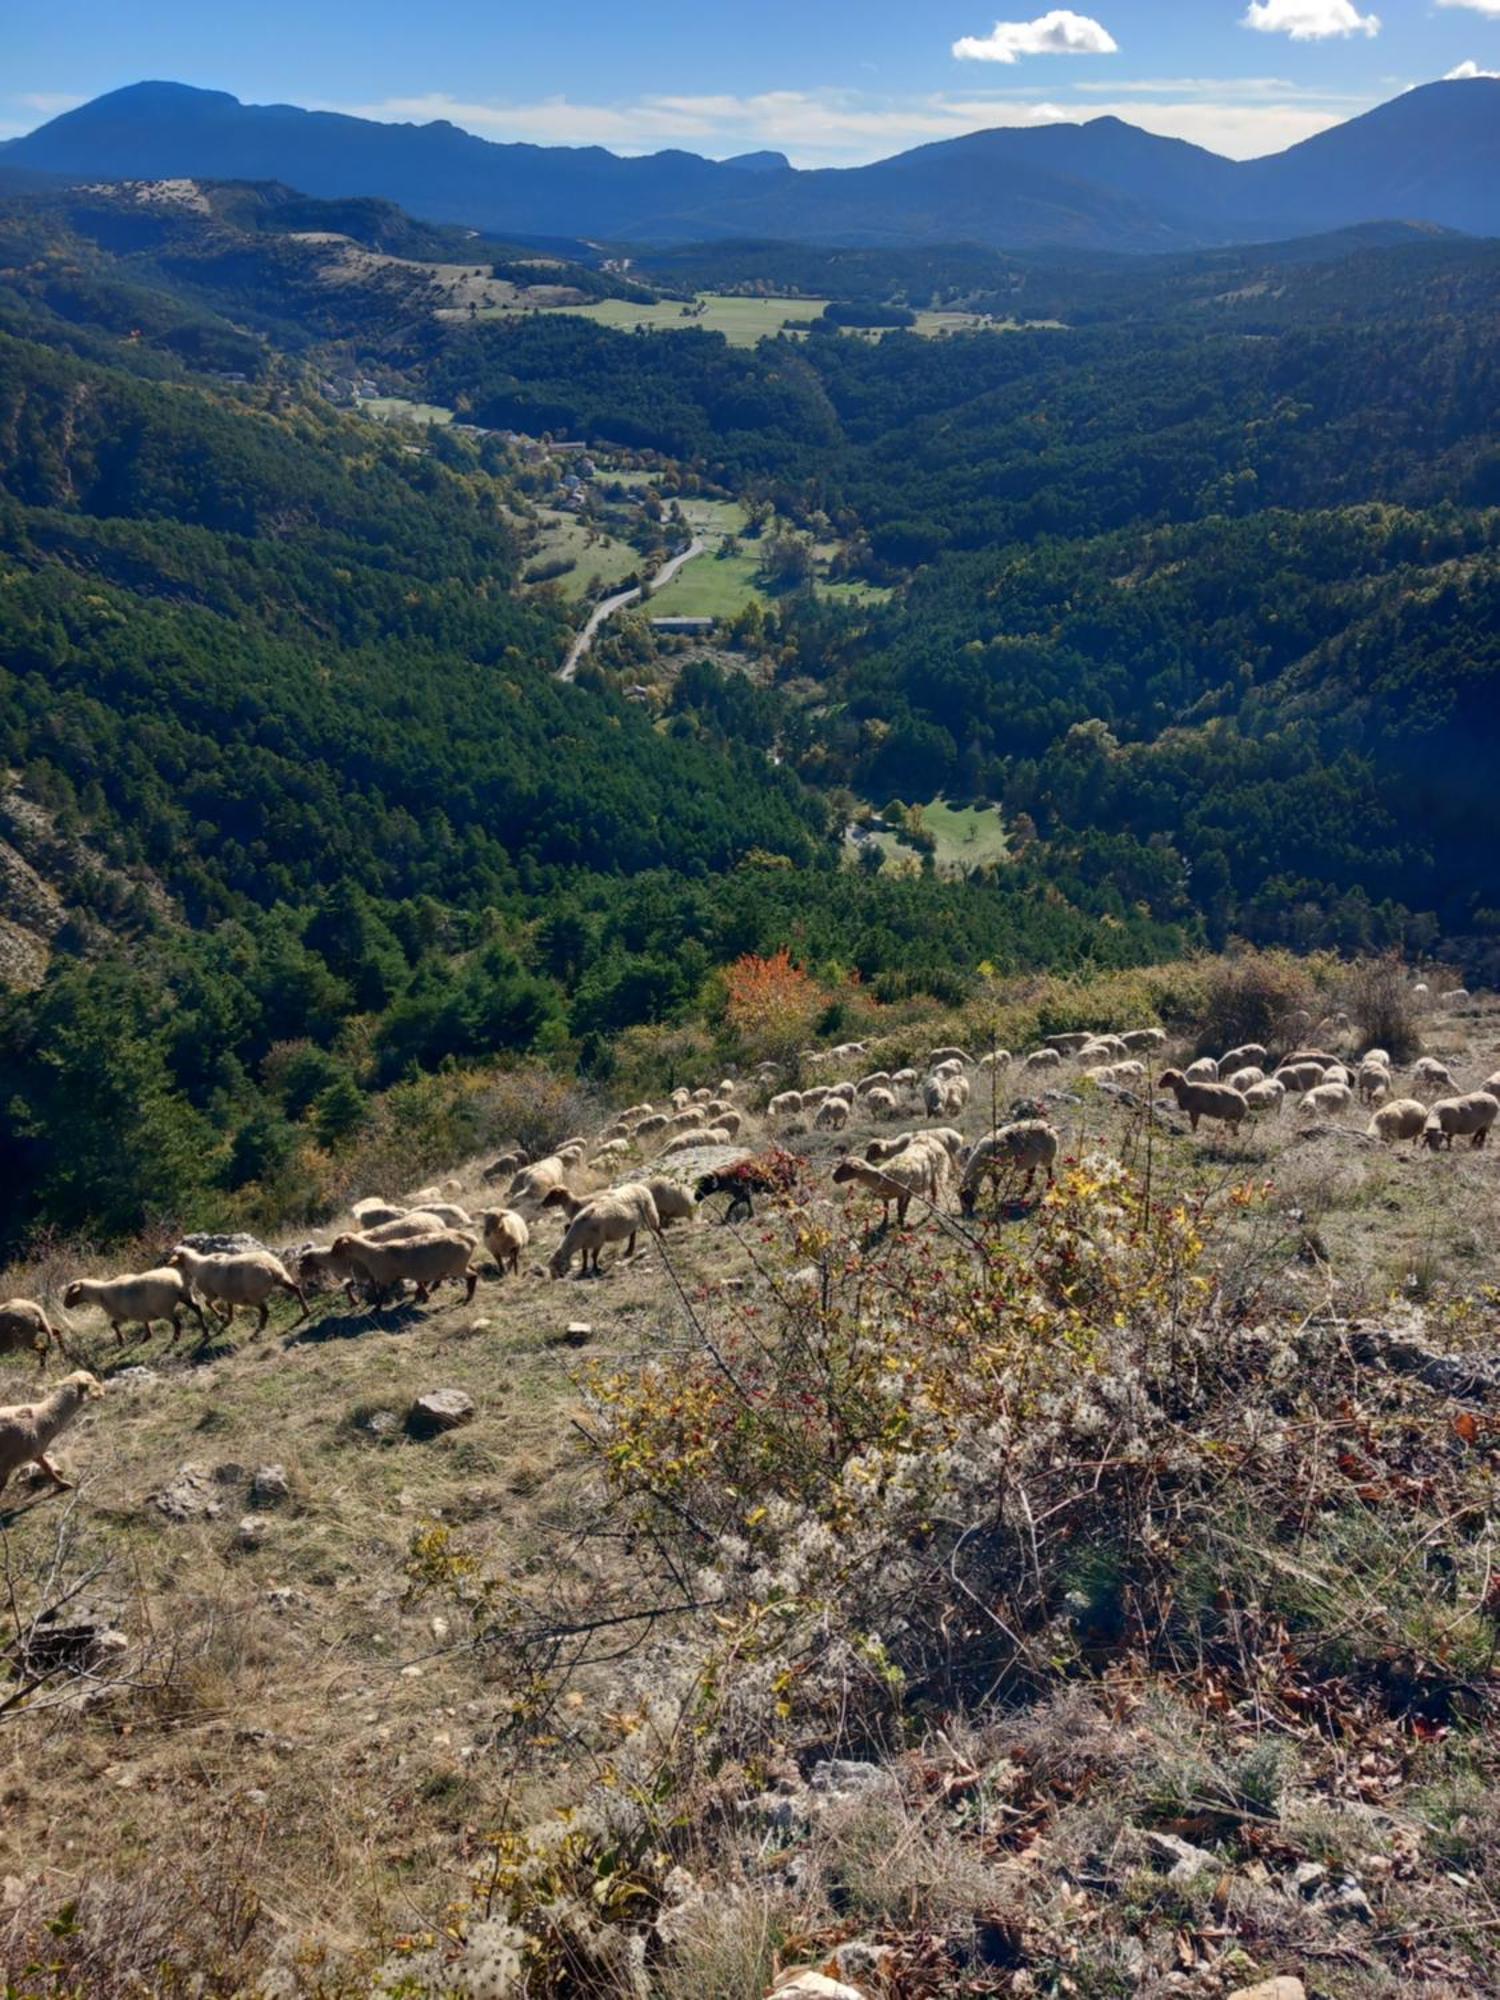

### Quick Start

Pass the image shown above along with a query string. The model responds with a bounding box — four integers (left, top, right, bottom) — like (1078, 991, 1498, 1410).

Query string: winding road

(558, 537, 707, 680)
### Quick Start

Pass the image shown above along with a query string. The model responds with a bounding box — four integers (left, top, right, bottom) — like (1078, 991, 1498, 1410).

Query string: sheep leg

(167, 1312, 182, 1349)
(285, 1281, 309, 1322)
(463, 1270, 478, 1303)
(34, 1454, 72, 1491)
(110, 1319, 125, 1346)
(626, 1230, 637, 1258)
(413, 1282, 432, 1303)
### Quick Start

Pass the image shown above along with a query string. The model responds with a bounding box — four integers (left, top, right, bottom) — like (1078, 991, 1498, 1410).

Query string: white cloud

(1445, 58, 1500, 75)
(1242, 0, 1380, 39)
(326, 85, 1354, 166)
(953, 11, 1118, 63)
(1436, 0, 1500, 15)
(16, 91, 84, 114)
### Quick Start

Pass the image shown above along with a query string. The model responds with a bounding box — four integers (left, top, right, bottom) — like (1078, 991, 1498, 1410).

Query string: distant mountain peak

(722, 150, 791, 175)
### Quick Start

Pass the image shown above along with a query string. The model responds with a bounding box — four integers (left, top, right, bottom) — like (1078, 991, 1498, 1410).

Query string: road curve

(557, 537, 707, 681)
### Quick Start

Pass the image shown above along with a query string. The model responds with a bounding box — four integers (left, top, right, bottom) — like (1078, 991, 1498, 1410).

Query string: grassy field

(525, 509, 640, 601)
(356, 395, 454, 426)
(851, 795, 1009, 874)
(4, 984, 1500, 1992)
(555, 293, 831, 346)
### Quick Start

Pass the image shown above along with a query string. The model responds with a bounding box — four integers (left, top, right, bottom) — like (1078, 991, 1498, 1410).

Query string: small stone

(243, 1788, 270, 1808)
(151, 1464, 223, 1522)
(430, 1615, 451, 1644)
(810, 1757, 890, 1796)
(561, 1321, 593, 1345)
(1144, 1829, 1218, 1883)
(1291, 1860, 1327, 1897)
(468, 1318, 495, 1334)
(834, 1940, 894, 1985)
(772, 1974, 866, 2000)
(1227, 1981, 1306, 2000)
(409, 1389, 475, 1434)
(263, 1586, 303, 1612)
(400, 1664, 424, 1680)
(236, 1514, 271, 1550)
(1324, 1876, 1373, 1921)
(361, 1409, 401, 1438)
(250, 1464, 292, 1507)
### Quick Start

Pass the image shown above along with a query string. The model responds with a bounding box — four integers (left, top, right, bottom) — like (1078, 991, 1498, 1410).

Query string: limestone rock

(151, 1463, 223, 1521)
(409, 1389, 475, 1435)
(251, 1463, 292, 1507)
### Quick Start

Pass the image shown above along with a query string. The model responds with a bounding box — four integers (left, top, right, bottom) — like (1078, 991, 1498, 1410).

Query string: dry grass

(4, 991, 1500, 1992)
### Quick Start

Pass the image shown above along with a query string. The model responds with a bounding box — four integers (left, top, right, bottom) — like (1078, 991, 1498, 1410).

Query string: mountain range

(4, 77, 1499, 253)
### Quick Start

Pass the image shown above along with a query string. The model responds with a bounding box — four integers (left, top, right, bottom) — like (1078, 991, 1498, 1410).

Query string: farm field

(849, 795, 1009, 874)
(554, 292, 831, 345)
(646, 541, 763, 618)
(356, 395, 454, 426)
(525, 509, 640, 601)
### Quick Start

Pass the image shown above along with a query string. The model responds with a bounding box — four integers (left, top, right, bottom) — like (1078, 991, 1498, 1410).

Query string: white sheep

(1121, 1028, 1166, 1051)
(351, 1197, 406, 1227)
(1043, 1033, 1093, 1056)
(832, 1139, 951, 1229)
(856, 1071, 893, 1096)
(550, 1188, 662, 1278)
(63, 1267, 207, 1347)
(642, 1177, 697, 1227)
(1226, 1067, 1265, 1093)
(1412, 1057, 1457, 1093)
(1183, 1057, 1220, 1082)
(768, 1090, 803, 1123)
(0, 1371, 103, 1499)
(928, 1046, 973, 1068)
(1438, 988, 1471, 1010)
(924, 1074, 969, 1117)
(480, 1209, 529, 1276)
(1273, 1062, 1326, 1095)
(977, 1049, 1013, 1071)
(1220, 1043, 1268, 1072)
(508, 1153, 573, 1205)
(1243, 1080, 1286, 1116)
(958, 1122, 1059, 1214)
(1023, 1048, 1062, 1072)
(167, 1246, 307, 1332)
(1356, 1062, 1391, 1107)
(1367, 1099, 1429, 1147)
(1158, 1070, 1249, 1134)
(814, 1097, 851, 1132)
(330, 1229, 478, 1304)
(1423, 1092, 1500, 1152)
(864, 1086, 899, 1119)
(0, 1299, 64, 1372)
(1297, 1081, 1355, 1119)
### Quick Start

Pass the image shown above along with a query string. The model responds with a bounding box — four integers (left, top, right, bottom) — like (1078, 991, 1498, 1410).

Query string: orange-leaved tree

(723, 948, 823, 1063)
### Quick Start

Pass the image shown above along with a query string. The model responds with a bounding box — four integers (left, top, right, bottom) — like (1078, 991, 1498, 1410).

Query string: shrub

(1341, 952, 1423, 1061)
(1193, 949, 1319, 1056)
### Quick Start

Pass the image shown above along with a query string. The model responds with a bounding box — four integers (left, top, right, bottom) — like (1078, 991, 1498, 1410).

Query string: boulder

(151, 1463, 223, 1522)
(250, 1463, 292, 1507)
(409, 1389, 475, 1436)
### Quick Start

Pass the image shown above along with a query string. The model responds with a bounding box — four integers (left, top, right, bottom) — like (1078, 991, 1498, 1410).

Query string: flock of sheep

(1, 984, 1490, 1508)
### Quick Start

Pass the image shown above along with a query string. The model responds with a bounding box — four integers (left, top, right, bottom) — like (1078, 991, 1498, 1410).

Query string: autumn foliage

(722, 946, 823, 1061)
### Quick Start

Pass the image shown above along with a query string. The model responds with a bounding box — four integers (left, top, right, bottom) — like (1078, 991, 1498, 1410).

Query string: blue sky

(6, 2, 1499, 162)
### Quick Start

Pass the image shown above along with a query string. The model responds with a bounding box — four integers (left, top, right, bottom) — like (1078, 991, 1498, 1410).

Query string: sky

(5, 1, 1500, 164)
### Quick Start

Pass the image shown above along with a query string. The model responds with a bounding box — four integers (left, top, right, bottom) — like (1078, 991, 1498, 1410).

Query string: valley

(2, 54, 1500, 2000)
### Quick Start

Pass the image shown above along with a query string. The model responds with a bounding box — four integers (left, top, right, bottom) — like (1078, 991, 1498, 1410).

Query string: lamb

(1297, 1081, 1355, 1119)
(1367, 1099, 1429, 1147)
(1023, 1048, 1062, 1072)
(549, 1188, 662, 1278)
(957, 1122, 1059, 1215)
(1243, 1080, 1286, 1116)
(1157, 1070, 1249, 1135)
(832, 1139, 951, 1229)
(330, 1229, 478, 1304)
(479, 1208, 529, 1276)
(166, 1246, 307, 1332)
(351, 1197, 406, 1227)
(63, 1267, 207, 1347)
(814, 1097, 850, 1132)
(0, 1299, 64, 1372)
(0, 1371, 103, 1500)
(1423, 1092, 1500, 1152)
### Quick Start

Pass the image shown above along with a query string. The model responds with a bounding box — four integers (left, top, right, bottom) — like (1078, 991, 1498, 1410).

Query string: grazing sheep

(1023, 1048, 1062, 1072)
(331, 1229, 478, 1305)
(856, 1071, 893, 1096)
(891, 1068, 919, 1090)
(828, 1082, 857, 1106)
(713, 1109, 743, 1138)
(691, 1088, 713, 1106)
(1357, 1063, 1391, 1106)
(801, 1086, 831, 1110)
(549, 1189, 661, 1278)
(768, 1091, 803, 1123)
(1220, 1043, 1268, 1072)
(633, 1114, 669, 1141)
(1368, 1099, 1429, 1147)
(667, 1107, 706, 1133)
(1423, 1092, 1500, 1152)
(1322, 1064, 1353, 1088)
(1043, 1033, 1093, 1056)
(814, 1097, 851, 1133)
(643, 1178, 698, 1227)
(958, 1122, 1059, 1215)
(351, 1197, 406, 1227)
(1439, 988, 1471, 1010)
(167, 1246, 307, 1332)
(670, 1088, 692, 1111)
(1243, 1080, 1286, 1116)
(1273, 1062, 1326, 1096)
(1121, 1028, 1167, 1051)
(1413, 1058, 1457, 1093)
(0, 1300, 64, 1372)
(864, 1086, 899, 1120)
(1297, 1081, 1355, 1119)
(1157, 1070, 1249, 1135)
(924, 1074, 969, 1118)
(1091, 1061, 1146, 1086)
(977, 1050, 1013, 1072)
(1483, 1071, 1500, 1099)
(1283, 1049, 1339, 1071)
(866, 1127, 965, 1165)
(1411, 983, 1430, 1007)
(592, 1139, 631, 1164)
(410, 1201, 473, 1231)
(930, 1058, 966, 1081)
(480, 1209, 529, 1276)
(63, 1267, 206, 1347)
(1077, 1044, 1117, 1070)
(928, 1047, 973, 1069)
(481, 1151, 528, 1185)
(1226, 1067, 1265, 1093)
(832, 1139, 951, 1229)
(509, 1154, 573, 1205)
(1087, 1034, 1129, 1061)
(0, 1371, 103, 1500)
(1183, 1057, 1220, 1083)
